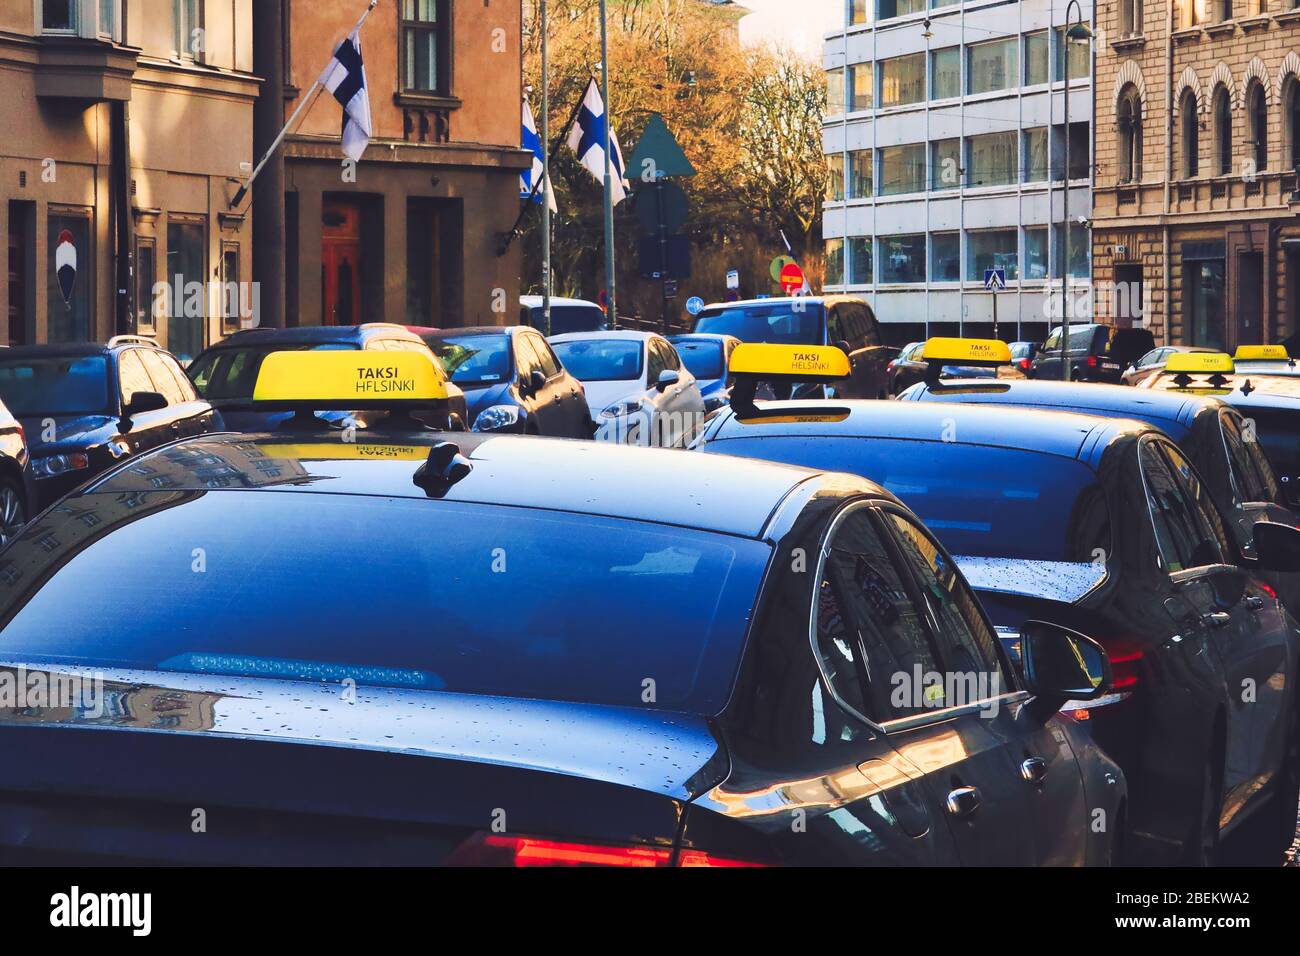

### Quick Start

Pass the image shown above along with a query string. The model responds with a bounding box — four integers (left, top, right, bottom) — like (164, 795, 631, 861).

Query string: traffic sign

(726, 269, 740, 291)
(663, 279, 679, 299)
(770, 255, 797, 284)
(634, 181, 688, 234)
(686, 296, 705, 315)
(984, 268, 1007, 291)
(779, 262, 806, 293)
(627, 113, 697, 180)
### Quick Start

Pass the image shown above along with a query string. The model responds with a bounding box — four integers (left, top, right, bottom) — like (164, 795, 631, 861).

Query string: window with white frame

(174, 0, 201, 58)
(967, 131, 1018, 186)
(879, 53, 925, 107)
(42, 0, 75, 31)
(968, 39, 1017, 95)
(967, 229, 1019, 281)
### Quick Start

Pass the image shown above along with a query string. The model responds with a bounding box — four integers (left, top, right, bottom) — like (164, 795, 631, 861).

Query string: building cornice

(285, 136, 531, 171)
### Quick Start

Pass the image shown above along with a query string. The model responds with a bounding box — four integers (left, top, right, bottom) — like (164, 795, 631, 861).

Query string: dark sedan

(1031, 324, 1155, 383)
(695, 397, 1300, 866)
(421, 326, 593, 437)
(0, 338, 219, 510)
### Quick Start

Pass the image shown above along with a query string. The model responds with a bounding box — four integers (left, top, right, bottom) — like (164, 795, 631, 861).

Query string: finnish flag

(320, 27, 372, 162)
(566, 78, 629, 205)
(521, 97, 557, 212)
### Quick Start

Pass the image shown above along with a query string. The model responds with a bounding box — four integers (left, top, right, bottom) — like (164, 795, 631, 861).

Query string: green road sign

(628, 113, 696, 181)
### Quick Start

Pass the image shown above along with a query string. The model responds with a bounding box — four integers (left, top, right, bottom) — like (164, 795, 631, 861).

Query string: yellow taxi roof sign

(1165, 352, 1234, 375)
(253, 350, 449, 405)
(729, 343, 851, 380)
(922, 337, 1012, 365)
(1233, 344, 1289, 361)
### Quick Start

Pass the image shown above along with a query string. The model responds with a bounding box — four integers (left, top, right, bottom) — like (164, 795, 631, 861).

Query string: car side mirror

(528, 370, 547, 394)
(834, 338, 852, 357)
(655, 369, 680, 392)
(125, 391, 168, 416)
(1251, 520, 1300, 571)
(1020, 620, 1112, 704)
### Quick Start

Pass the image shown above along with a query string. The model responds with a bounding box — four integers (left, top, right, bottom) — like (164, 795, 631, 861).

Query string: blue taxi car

(694, 338, 1300, 866)
(0, 349, 1124, 867)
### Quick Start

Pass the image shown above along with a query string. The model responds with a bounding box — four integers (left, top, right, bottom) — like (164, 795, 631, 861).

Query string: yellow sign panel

(259, 443, 430, 461)
(1233, 345, 1289, 361)
(1165, 352, 1234, 374)
(729, 343, 851, 379)
(922, 337, 1012, 365)
(253, 350, 449, 403)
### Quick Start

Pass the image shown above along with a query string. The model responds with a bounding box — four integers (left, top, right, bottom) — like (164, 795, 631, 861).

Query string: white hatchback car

(549, 331, 706, 447)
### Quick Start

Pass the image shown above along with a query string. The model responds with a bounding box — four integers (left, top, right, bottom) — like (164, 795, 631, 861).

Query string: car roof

(667, 333, 740, 345)
(707, 400, 1149, 463)
(85, 432, 854, 540)
(520, 295, 603, 309)
(206, 324, 420, 349)
(549, 330, 660, 343)
(700, 296, 858, 311)
(0, 343, 113, 359)
(905, 379, 1217, 436)
(426, 326, 521, 338)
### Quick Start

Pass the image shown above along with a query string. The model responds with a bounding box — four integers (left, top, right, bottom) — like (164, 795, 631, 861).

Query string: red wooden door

(321, 200, 362, 326)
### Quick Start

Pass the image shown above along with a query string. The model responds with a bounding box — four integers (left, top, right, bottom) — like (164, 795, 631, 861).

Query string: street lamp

(1060, 1, 1092, 381)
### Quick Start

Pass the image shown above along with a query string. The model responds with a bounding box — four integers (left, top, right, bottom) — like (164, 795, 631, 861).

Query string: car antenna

(412, 441, 473, 498)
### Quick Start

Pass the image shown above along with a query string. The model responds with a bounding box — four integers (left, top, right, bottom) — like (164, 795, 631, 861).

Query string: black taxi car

(0, 337, 219, 509)
(693, 338, 1300, 865)
(0, 349, 1124, 867)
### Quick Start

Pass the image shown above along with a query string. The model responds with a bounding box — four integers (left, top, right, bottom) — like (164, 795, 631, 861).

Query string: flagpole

(541, 0, 552, 337)
(230, 0, 378, 210)
(599, 0, 616, 328)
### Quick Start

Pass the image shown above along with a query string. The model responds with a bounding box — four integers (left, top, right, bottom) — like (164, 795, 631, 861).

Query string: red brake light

(886, 360, 896, 372)
(1097, 638, 1144, 691)
(1087, 355, 1099, 368)
(447, 833, 770, 867)
(1258, 582, 1277, 599)
(1018, 358, 1032, 371)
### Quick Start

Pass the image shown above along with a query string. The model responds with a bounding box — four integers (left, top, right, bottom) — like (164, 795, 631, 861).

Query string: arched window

(1248, 81, 1268, 172)
(1180, 88, 1199, 177)
(1118, 84, 1143, 183)
(1286, 76, 1300, 173)
(1213, 85, 1232, 176)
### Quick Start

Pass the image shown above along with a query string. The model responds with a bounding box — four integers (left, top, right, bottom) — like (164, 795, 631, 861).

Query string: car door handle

(945, 786, 981, 818)
(1202, 611, 1232, 628)
(1020, 757, 1049, 785)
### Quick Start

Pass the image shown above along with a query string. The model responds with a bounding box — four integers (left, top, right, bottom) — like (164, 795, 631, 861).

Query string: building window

(401, 0, 449, 94)
(1053, 26, 1090, 82)
(98, 0, 120, 39)
(879, 53, 925, 107)
(1287, 77, 1300, 171)
(1024, 227, 1049, 280)
(849, 238, 874, 284)
(878, 0, 925, 19)
(1212, 0, 1233, 22)
(1053, 121, 1089, 180)
(1118, 85, 1143, 183)
(826, 239, 845, 286)
(1119, 0, 1142, 35)
(1180, 88, 1199, 177)
(967, 131, 1018, 187)
(931, 233, 960, 281)
(968, 39, 1017, 95)
(1186, 258, 1226, 350)
(1053, 224, 1090, 278)
(848, 63, 873, 111)
(967, 229, 1019, 282)
(1248, 81, 1267, 172)
(1023, 127, 1049, 181)
(879, 234, 926, 283)
(1213, 84, 1232, 175)
(1024, 32, 1050, 85)
(827, 154, 845, 202)
(48, 209, 92, 343)
(174, 0, 200, 58)
(849, 149, 873, 197)
(166, 219, 206, 364)
(827, 68, 846, 115)
(931, 138, 960, 190)
(41, 0, 75, 31)
(135, 237, 157, 334)
(879, 143, 926, 196)
(220, 243, 241, 333)
(931, 47, 960, 99)
(850, 0, 871, 25)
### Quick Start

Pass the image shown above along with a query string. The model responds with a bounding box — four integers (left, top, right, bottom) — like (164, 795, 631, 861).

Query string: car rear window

(426, 334, 512, 386)
(0, 356, 110, 416)
(551, 339, 644, 381)
(695, 304, 825, 345)
(0, 493, 768, 714)
(703, 435, 1110, 562)
(673, 340, 725, 380)
(528, 305, 606, 335)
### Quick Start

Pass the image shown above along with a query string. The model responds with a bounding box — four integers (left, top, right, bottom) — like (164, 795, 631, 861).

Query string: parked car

(666, 333, 740, 412)
(187, 324, 466, 432)
(1009, 341, 1041, 375)
(420, 326, 593, 437)
(887, 341, 1022, 396)
(693, 296, 896, 399)
(519, 295, 607, 334)
(1121, 345, 1221, 386)
(1031, 324, 1155, 383)
(0, 337, 220, 510)
(0, 398, 33, 544)
(550, 331, 704, 447)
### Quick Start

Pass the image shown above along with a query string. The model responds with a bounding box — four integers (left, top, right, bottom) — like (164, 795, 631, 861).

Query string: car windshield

(426, 334, 512, 386)
(188, 343, 357, 401)
(0, 493, 769, 714)
(1043, 326, 1101, 352)
(704, 436, 1110, 562)
(528, 305, 606, 335)
(551, 339, 644, 382)
(694, 304, 825, 345)
(672, 341, 725, 380)
(0, 355, 111, 416)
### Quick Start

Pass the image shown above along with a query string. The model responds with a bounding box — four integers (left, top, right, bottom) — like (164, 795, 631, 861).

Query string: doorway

(1236, 252, 1265, 346)
(322, 198, 362, 326)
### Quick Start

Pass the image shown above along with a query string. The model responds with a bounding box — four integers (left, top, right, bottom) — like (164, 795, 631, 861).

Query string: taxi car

(1143, 351, 1300, 510)
(897, 376, 1300, 611)
(0, 337, 220, 509)
(693, 339, 1300, 865)
(0, 349, 1125, 867)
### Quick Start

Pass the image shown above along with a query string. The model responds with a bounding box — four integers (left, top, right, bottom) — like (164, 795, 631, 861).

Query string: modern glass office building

(822, 0, 1093, 344)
